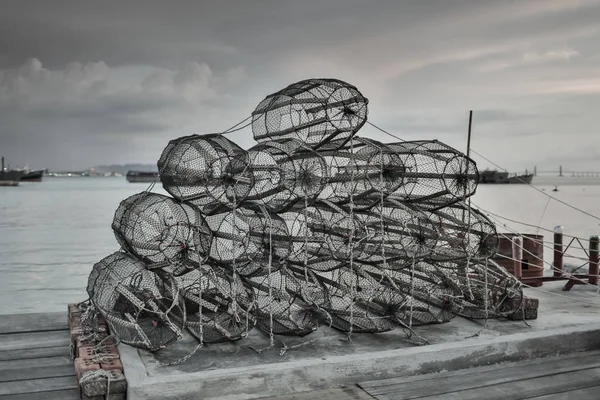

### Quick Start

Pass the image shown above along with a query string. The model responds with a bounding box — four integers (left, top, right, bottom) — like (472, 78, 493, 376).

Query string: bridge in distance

(529, 166, 600, 177)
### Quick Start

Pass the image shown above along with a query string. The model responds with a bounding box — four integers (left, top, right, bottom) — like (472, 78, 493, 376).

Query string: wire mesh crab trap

(176, 265, 256, 343)
(252, 78, 369, 148)
(158, 134, 254, 215)
(204, 205, 292, 278)
(112, 192, 212, 276)
(246, 138, 328, 212)
(385, 140, 479, 211)
(317, 136, 406, 206)
(245, 268, 330, 337)
(444, 259, 524, 320)
(88, 252, 185, 352)
(341, 198, 440, 268)
(427, 201, 499, 263)
(357, 263, 461, 326)
(311, 266, 399, 333)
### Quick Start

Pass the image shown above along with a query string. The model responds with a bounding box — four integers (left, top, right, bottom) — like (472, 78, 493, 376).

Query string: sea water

(1, 176, 599, 315)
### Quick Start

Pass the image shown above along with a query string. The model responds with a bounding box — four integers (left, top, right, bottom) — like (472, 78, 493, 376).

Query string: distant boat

(20, 170, 44, 182)
(0, 157, 24, 182)
(1, 157, 44, 182)
(479, 170, 534, 184)
(0, 169, 23, 182)
(126, 170, 159, 183)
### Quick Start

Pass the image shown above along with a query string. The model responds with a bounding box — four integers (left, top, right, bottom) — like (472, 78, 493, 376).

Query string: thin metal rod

(466, 110, 473, 159)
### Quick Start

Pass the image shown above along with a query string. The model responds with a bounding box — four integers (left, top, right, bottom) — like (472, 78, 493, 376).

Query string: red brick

(101, 358, 124, 372)
(524, 297, 540, 309)
(74, 358, 100, 381)
(69, 316, 82, 331)
(78, 345, 120, 359)
(80, 370, 127, 397)
(70, 310, 82, 321)
(76, 333, 112, 349)
(71, 326, 84, 341)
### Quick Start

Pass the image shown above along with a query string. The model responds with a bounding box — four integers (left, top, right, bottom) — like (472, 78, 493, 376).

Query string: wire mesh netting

(176, 265, 256, 343)
(158, 134, 254, 215)
(86, 77, 526, 356)
(252, 78, 369, 148)
(87, 252, 185, 351)
(112, 192, 212, 276)
(246, 139, 328, 212)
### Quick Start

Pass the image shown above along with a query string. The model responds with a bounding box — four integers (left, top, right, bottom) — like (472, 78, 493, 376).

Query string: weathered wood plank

(0, 331, 69, 351)
(384, 367, 600, 400)
(0, 356, 75, 383)
(0, 388, 80, 400)
(0, 364, 75, 383)
(0, 356, 72, 371)
(359, 350, 600, 390)
(259, 386, 374, 399)
(528, 384, 600, 400)
(0, 346, 69, 362)
(0, 313, 67, 335)
(362, 351, 600, 398)
(0, 376, 78, 396)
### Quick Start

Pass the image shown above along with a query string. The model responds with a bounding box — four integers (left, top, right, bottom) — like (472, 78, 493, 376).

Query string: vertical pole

(553, 226, 564, 277)
(462, 110, 474, 223)
(466, 110, 473, 159)
(512, 236, 523, 280)
(589, 236, 599, 285)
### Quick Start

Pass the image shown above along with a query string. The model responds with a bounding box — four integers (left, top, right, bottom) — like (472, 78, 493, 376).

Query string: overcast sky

(1, 0, 599, 172)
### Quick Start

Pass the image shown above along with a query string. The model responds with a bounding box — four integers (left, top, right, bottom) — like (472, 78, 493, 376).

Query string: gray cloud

(0, 0, 599, 171)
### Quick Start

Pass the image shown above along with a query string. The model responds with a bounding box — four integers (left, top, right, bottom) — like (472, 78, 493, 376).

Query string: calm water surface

(1, 176, 599, 315)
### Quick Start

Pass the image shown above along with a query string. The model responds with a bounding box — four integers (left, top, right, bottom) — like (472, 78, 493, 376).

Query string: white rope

(409, 254, 415, 330)
(267, 210, 275, 349)
(79, 370, 113, 397)
(465, 257, 490, 338)
(473, 202, 592, 261)
(487, 219, 599, 290)
(250, 208, 276, 354)
(472, 205, 593, 243)
(346, 138, 356, 341)
(463, 200, 475, 301)
(197, 267, 205, 344)
(469, 148, 600, 222)
(522, 283, 600, 307)
(231, 194, 240, 323)
(535, 197, 552, 235)
(304, 195, 310, 282)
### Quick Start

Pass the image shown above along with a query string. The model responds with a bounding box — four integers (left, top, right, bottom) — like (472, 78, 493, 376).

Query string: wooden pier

(0, 312, 79, 399)
(2, 306, 600, 399)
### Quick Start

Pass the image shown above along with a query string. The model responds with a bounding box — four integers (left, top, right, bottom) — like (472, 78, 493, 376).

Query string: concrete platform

(120, 281, 600, 400)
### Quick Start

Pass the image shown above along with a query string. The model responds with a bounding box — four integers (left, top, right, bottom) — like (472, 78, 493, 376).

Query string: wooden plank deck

(357, 350, 600, 400)
(0, 313, 79, 400)
(258, 350, 600, 399)
(1, 312, 600, 399)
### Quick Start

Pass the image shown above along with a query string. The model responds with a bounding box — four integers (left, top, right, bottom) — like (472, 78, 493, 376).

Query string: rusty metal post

(589, 235, 599, 285)
(512, 236, 523, 280)
(553, 226, 564, 277)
